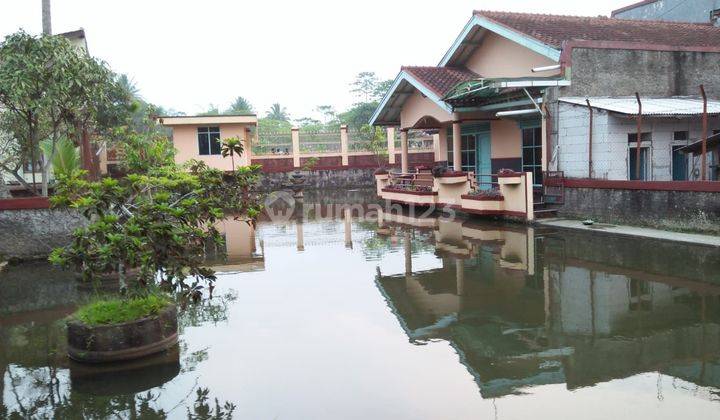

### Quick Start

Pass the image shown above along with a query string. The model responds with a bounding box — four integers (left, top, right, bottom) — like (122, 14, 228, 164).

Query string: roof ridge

(473, 9, 713, 27)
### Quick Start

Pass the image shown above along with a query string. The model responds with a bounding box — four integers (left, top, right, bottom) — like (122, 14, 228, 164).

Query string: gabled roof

(402, 66, 479, 97)
(611, 0, 660, 17)
(369, 67, 478, 126)
(440, 10, 720, 67)
(474, 11, 720, 49)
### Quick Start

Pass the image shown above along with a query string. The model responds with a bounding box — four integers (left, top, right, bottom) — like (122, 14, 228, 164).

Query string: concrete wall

(400, 90, 453, 129)
(562, 48, 720, 98)
(0, 208, 86, 261)
(559, 187, 720, 233)
(556, 102, 720, 180)
(464, 32, 559, 78)
(173, 123, 253, 170)
(612, 0, 720, 24)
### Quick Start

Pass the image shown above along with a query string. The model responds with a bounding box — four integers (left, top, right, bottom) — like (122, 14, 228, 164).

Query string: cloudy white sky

(2, 0, 631, 120)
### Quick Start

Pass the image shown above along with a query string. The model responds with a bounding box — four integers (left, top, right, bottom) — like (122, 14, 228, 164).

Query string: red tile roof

(401, 66, 479, 97)
(474, 10, 720, 49)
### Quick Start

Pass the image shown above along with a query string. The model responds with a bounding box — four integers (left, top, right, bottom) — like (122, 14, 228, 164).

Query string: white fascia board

(439, 15, 561, 67)
(495, 80, 571, 88)
(369, 71, 453, 126)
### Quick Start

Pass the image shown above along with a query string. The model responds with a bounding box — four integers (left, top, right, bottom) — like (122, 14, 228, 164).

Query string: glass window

(198, 126, 221, 155)
(628, 147, 648, 180)
(461, 134, 476, 172)
(673, 131, 688, 141)
(627, 132, 652, 143)
(521, 127, 543, 185)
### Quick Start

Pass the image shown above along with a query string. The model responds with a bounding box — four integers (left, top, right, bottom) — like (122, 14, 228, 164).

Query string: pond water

(2, 190, 720, 419)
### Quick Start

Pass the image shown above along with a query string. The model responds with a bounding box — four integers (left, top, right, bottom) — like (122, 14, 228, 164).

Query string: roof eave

(438, 14, 561, 67)
(369, 70, 453, 126)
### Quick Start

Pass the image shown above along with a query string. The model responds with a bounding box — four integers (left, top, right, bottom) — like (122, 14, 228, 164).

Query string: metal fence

(299, 130, 341, 153)
(253, 131, 292, 155)
(348, 129, 374, 152)
(393, 131, 435, 150)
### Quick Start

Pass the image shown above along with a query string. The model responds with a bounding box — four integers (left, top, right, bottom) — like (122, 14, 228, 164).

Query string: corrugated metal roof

(559, 97, 720, 116)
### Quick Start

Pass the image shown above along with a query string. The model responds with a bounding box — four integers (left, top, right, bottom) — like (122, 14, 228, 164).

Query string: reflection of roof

(401, 66, 479, 97)
(475, 10, 720, 49)
(559, 97, 720, 117)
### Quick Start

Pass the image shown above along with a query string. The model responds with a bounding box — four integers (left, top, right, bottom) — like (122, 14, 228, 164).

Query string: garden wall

(257, 168, 378, 191)
(0, 198, 86, 261)
(555, 180, 720, 233)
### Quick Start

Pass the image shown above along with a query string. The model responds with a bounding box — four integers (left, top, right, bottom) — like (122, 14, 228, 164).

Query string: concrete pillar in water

(344, 208, 353, 249)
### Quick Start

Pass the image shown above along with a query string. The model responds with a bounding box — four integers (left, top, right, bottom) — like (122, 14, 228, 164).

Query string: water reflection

(2, 188, 720, 418)
(375, 211, 720, 400)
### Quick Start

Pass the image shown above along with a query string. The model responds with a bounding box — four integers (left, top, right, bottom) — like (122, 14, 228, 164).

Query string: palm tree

(266, 103, 289, 121)
(226, 96, 254, 114)
(221, 137, 244, 171)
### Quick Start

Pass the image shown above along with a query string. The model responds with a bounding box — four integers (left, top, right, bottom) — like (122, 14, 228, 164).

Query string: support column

(400, 129, 409, 173)
(291, 127, 300, 168)
(437, 126, 448, 164)
(387, 127, 396, 165)
(452, 120, 461, 171)
(340, 124, 349, 166)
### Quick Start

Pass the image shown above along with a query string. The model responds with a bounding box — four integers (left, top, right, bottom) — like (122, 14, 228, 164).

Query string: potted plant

(50, 132, 263, 363)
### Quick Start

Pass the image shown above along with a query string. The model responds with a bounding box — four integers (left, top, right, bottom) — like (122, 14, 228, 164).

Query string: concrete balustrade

(377, 171, 535, 221)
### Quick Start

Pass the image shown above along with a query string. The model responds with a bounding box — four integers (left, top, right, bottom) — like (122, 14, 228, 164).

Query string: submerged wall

(558, 183, 720, 234)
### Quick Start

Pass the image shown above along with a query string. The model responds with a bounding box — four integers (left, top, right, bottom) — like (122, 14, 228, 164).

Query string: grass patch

(74, 294, 172, 326)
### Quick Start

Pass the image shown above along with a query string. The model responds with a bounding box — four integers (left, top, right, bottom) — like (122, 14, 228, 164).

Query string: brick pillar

(387, 127, 396, 164)
(340, 124, 349, 166)
(291, 127, 300, 168)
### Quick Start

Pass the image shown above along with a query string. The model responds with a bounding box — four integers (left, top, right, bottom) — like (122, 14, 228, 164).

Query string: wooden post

(387, 127, 396, 165)
(400, 129, 409, 173)
(291, 127, 300, 168)
(700, 85, 708, 181)
(586, 99, 593, 179)
(635, 93, 643, 180)
(340, 124, 349, 166)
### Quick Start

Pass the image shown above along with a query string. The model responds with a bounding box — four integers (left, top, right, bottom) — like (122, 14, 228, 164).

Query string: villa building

(156, 114, 257, 170)
(371, 8, 720, 223)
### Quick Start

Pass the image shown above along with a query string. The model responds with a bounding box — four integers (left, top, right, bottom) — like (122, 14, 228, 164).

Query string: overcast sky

(1, 0, 632, 120)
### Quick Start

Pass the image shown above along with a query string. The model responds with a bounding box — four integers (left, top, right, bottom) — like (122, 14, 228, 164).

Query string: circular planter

(67, 304, 178, 363)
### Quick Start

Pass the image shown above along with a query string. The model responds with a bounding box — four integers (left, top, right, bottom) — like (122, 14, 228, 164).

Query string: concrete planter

(67, 304, 178, 363)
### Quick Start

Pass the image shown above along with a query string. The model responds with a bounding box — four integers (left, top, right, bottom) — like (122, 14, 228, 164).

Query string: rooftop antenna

(42, 0, 51, 35)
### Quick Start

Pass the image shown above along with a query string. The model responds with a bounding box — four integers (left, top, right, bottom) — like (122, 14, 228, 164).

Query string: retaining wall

(556, 180, 720, 233)
(0, 198, 86, 261)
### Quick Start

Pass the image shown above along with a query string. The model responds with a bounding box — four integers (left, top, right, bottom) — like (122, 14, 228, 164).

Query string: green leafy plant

(49, 132, 263, 305)
(301, 156, 319, 172)
(40, 137, 80, 179)
(74, 294, 172, 325)
(220, 136, 244, 171)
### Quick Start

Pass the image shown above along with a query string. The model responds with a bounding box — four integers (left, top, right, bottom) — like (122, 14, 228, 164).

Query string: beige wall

(172, 123, 253, 170)
(464, 32, 558, 78)
(400, 90, 453, 129)
(490, 120, 522, 159)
